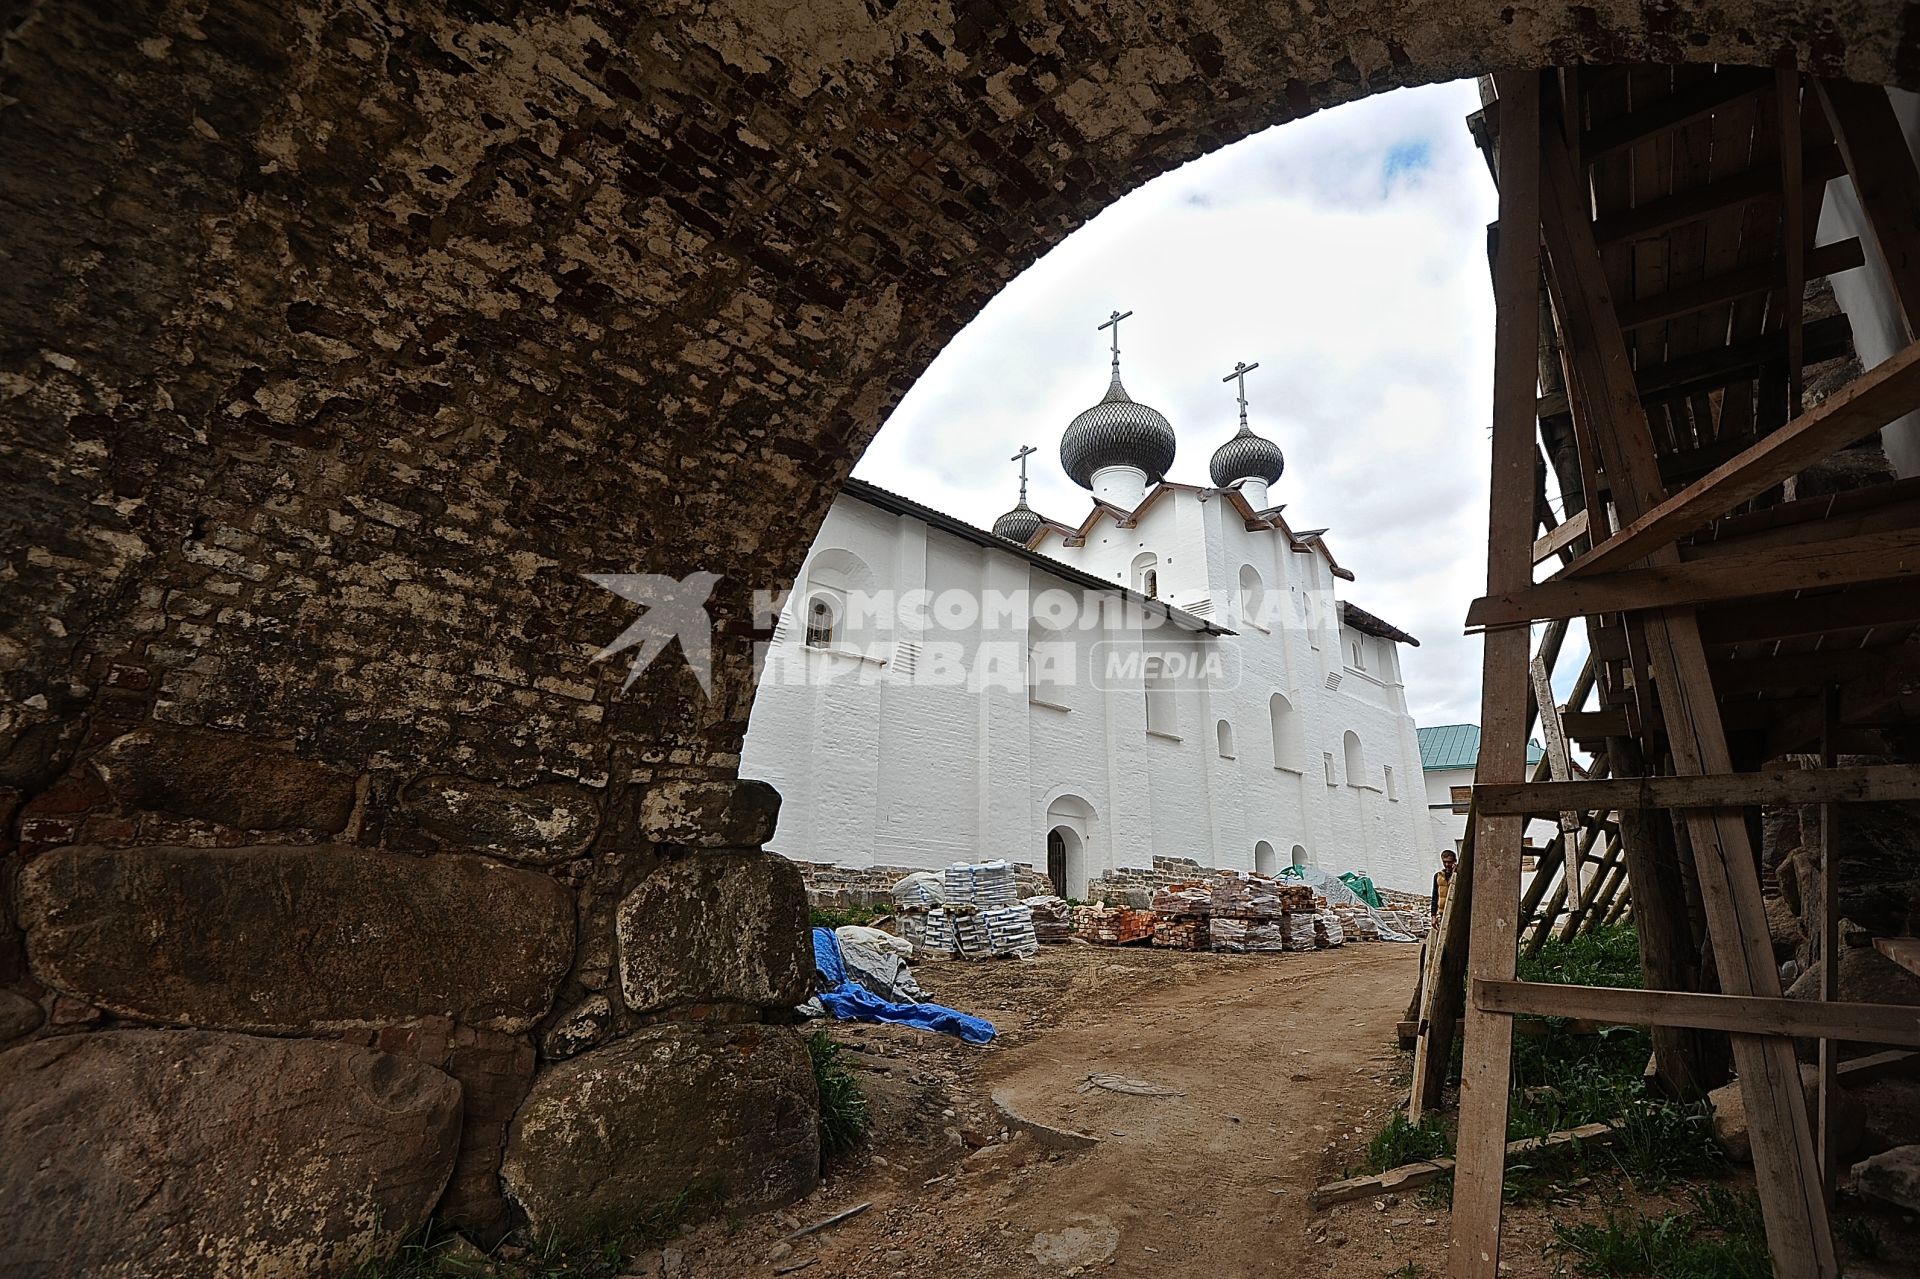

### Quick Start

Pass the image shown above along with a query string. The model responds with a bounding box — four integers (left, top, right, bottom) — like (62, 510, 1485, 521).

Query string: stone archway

(2, 1, 1915, 1270)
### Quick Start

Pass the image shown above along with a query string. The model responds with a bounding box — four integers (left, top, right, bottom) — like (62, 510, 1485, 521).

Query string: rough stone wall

(3, 0, 1917, 1271)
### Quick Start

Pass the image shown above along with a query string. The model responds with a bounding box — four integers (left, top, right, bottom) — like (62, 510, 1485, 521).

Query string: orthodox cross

(1010, 444, 1037, 503)
(1222, 359, 1261, 430)
(1098, 308, 1133, 373)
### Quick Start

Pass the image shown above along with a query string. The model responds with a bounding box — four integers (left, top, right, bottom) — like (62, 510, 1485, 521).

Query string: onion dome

(1060, 369, 1178, 490)
(1210, 422, 1285, 487)
(992, 499, 1045, 543)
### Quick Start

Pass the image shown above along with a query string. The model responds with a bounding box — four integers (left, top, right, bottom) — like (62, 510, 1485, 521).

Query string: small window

(1342, 730, 1363, 785)
(1216, 719, 1235, 758)
(1350, 638, 1366, 671)
(1238, 565, 1265, 628)
(1384, 765, 1398, 800)
(1144, 656, 1177, 736)
(1323, 751, 1336, 785)
(1131, 551, 1158, 597)
(1143, 568, 1159, 599)
(804, 595, 837, 648)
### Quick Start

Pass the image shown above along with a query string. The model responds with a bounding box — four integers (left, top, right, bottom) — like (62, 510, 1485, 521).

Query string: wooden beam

(1536, 100, 1836, 1275)
(1474, 979, 1920, 1047)
(1447, 69, 1541, 1279)
(1711, 647, 1906, 697)
(1582, 69, 1770, 160)
(1837, 1048, 1919, 1081)
(1615, 239, 1864, 332)
(1817, 79, 1920, 336)
(1780, 69, 1808, 419)
(1312, 1122, 1618, 1209)
(1632, 312, 1853, 403)
(1818, 687, 1841, 1202)
(1533, 508, 1590, 563)
(1877, 937, 1920, 978)
(1698, 578, 1920, 642)
(1560, 338, 1920, 577)
(1594, 144, 1846, 246)
(1476, 764, 1920, 817)
(1468, 527, 1920, 626)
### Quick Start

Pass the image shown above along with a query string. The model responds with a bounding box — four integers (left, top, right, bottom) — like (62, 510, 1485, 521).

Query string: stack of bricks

(1150, 882, 1212, 950)
(1071, 904, 1155, 945)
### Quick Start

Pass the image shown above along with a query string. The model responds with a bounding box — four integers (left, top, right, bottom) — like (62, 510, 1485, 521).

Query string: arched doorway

(1043, 794, 1097, 898)
(1292, 845, 1311, 870)
(1254, 840, 1278, 877)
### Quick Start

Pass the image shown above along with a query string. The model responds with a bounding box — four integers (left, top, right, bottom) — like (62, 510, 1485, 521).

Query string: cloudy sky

(855, 79, 1529, 728)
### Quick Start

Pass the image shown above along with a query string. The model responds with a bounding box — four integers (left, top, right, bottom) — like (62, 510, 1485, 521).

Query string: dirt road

(658, 942, 1457, 1278)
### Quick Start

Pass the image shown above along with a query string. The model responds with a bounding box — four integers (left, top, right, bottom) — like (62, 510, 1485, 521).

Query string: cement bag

(892, 871, 946, 907)
(837, 927, 928, 1002)
(838, 925, 913, 959)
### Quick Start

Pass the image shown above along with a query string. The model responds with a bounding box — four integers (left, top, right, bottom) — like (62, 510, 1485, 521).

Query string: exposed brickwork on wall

(1, 0, 1913, 1265)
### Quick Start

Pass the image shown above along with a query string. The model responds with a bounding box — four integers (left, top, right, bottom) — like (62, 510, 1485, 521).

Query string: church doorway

(1046, 828, 1072, 897)
(1043, 794, 1096, 898)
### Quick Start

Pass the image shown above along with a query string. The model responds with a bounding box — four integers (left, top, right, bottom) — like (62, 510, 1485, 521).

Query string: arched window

(1143, 654, 1177, 736)
(1343, 730, 1364, 786)
(1131, 551, 1158, 598)
(1268, 693, 1299, 769)
(1254, 840, 1277, 876)
(1238, 565, 1265, 628)
(804, 595, 837, 648)
(1291, 844, 1309, 869)
(1216, 719, 1235, 758)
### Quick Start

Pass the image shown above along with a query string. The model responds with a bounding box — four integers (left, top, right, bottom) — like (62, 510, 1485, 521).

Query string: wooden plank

(1536, 106, 1836, 1276)
(1311, 1123, 1618, 1209)
(1468, 527, 1920, 626)
(1582, 68, 1769, 160)
(1474, 979, 1920, 1046)
(1837, 1048, 1919, 1081)
(1475, 764, 1920, 816)
(1561, 338, 1920, 577)
(1818, 688, 1840, 1202)
(1533, 508, 1589, 563)
(1877, 937, 1920, 978)
(1698, 579, 1920, 643)
(1594, 143, 1846, 246)
(1616, 239, 1864, 332)
(1779, 69, 1808, 419)
(1818, 79, 1920, 335)
(1630, 312, 1852, 403)
(1711, 647, 1902, 697)
(1446, 69, 1541, 1279)
(1562, 707, 1631, 739)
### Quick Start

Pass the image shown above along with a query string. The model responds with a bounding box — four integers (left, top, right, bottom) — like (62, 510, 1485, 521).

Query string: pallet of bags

(1313, 912, 1345, 948)
(1279, 911, 1317, 952)
(1026, 895, 1074, 944)
(1153, 915, 1210, 950)
(944, 859, 1018, 909)
(981, 903, 1039, 957)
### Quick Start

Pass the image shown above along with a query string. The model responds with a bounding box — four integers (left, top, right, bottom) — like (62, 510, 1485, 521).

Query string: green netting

(1339, 871, 1383, 908)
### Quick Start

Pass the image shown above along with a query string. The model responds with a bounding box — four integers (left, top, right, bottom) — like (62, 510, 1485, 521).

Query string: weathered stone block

(617, 853, 811, 1014)
(0, 1030, 460, 1277)
(19, 844, 574, 1033)
(638, 779, 780, 848)
(1787, 943, 1920, 1010)
(398, 774, 600, 864)
(93, 727, 356, 831)
(0, 990, 42, 1043)
(501, 1023, 818, 1236)
(1711, 1063, 1864, 1164)
(1854, 1144, 1920, 1213)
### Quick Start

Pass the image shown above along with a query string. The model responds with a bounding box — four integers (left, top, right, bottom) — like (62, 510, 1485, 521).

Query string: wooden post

(1817, 684, 1841, 1201)
(1447, 68, 1541, 1279)
(1536, 108, 1836, 1275)
(1817, 79, 1920, 336)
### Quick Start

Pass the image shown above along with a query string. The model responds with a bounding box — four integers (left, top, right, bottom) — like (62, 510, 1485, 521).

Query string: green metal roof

(1417, 723, 1544, 772)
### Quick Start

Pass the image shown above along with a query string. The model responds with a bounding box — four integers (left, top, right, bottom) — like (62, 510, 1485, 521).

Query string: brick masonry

(0, 0, 1913, 1267)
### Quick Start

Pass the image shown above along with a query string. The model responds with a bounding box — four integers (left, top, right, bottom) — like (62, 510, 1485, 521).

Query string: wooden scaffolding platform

(1413, 66, 1920, 1279)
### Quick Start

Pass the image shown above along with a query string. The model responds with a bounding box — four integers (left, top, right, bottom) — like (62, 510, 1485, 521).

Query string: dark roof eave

(1340, 600, 1420, 647)
(840, 476, 1235, 636)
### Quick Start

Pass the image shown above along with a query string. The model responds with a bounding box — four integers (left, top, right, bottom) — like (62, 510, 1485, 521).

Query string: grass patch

(1519, 924, 1645, 990)
(1365, 1110, 1454, 1173)
(1552, 1185, 1769, 1279)
(808, 1030, 870, 1164)
(809, 902, 892, 930)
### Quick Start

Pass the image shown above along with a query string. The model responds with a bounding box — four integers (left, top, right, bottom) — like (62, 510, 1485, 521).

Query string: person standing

(1430, 848, 1458, 921)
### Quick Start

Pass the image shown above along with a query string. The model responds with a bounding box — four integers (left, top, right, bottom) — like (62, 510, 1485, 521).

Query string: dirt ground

(632, 942, 1713, 1279)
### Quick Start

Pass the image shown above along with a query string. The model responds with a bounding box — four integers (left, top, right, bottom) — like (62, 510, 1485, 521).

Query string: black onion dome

(1209, 423, 1285, 487)
(1060, 372, 1177, 490)
(992, 500, 1045, 544)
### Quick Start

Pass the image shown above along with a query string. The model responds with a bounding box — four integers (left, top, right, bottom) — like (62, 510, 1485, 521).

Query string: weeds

(808, 1030, 870, 1163)
(1835, 1213, 1882, 1260)
(1552, 1185, 1769, 1279)
(354, 1183, 715, 1279)
(1364, 1110, 1453, 1173)
(809, 902, 892, 930)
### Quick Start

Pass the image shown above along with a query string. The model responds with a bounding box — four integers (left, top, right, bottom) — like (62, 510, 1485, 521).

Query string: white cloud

(856, 79, 1501, 726)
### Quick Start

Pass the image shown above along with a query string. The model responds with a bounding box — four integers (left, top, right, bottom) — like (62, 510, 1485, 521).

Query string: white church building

(742, 321, 1439, 895)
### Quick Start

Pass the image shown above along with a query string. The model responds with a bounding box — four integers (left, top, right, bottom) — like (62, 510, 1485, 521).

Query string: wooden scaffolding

(1409, 66, 1920, 1279)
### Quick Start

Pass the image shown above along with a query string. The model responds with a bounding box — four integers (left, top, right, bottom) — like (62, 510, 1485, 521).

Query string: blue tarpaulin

(811, 927, 996, 1044)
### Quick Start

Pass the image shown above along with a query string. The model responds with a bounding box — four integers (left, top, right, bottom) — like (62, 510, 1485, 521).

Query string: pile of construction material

(1209, 916, 1289, 952)
(1072, 903, 1156, 944)
(892, 862, 1036, 959)
(1313, 911, 1345, 948)
(1210, 871, 1315, 952)
(1025, 895, 1074, 944)
(1148, 882, 1212, 949)
(1329, 903, 1381, 941)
